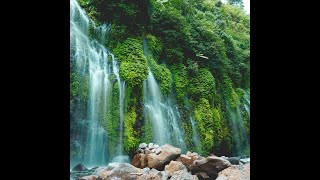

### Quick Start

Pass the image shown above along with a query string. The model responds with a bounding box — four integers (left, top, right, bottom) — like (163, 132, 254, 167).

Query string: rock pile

(73, 143, 250, 180)
(132, 144, 181, 170)
(216, 163, 250, 180)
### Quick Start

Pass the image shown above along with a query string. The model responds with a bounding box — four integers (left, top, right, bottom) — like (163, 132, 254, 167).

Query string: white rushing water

(142, 38, 187, 152)
(143, 71, 187, 151)
(190, 116, 203, 153)
(70, 0, 125, 167)
(111, 56, 126, 158)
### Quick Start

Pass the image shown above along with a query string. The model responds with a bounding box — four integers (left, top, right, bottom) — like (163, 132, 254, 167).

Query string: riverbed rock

(97, 163, 144, 180)
(195, 172, 210, 180)
(93, 166, 108, 175)
(176, 154, 194, 170)
(190, 155, 231, 179)
(170, 171, 199, 180)
(155, 148, 162, 155)
(164, 161, 198, 180)
(176, 151, 202, 170)
(131, 153, 148, 168)
(72, 163, 88, 171)
(164, 161, 187, 176)
(148, 143, 154, 149)
(226, 157, 240, 165)
(139, 143, 148, 149)
(216, 163, 250, 180)
(186, 151, 192, 156)
(240, 158, 250, 164)
(76, 175, 98, 180)
(137, 168, 169, 180)
(131, 144, 181, 170)
(145, 148, 151, 154)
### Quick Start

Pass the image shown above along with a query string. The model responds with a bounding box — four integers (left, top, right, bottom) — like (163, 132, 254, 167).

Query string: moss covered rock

(188, 68, 215, 103)
(147, 57, 173, 96)
(113, 38, 149, 86)
(194, 98, 214, 155)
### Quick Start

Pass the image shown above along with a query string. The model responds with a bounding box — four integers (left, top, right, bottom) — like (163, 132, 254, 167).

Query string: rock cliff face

(71, 143, 250, 180)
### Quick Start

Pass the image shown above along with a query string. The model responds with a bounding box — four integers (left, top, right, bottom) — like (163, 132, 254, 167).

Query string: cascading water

(143, 71, 187, 151)
(143, 71, 167, 144)
(70, 0, 126, 168)
(142, 38, 187, 151)
(190, 116, 202, 153)
(226, 90, 250, 156)
(111, 55, 127, 162)
(244, 91, 250, 120)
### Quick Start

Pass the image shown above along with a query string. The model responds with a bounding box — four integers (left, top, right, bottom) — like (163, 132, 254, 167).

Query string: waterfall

(143, 71, 167, 144)
(190, 116, 202, 153)
(70, 0, 126, 167)
(111, 54, 128, 163)
(142, 38, 187, 152)
(226, 90, 250, 156)
(244, 91, 250, 120)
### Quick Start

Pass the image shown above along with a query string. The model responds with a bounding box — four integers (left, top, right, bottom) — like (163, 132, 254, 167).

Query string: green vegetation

(72, 0, 249, 157)
(113, 38, 149, 87)
(194, 98, 214, 155)
(188, 68, 215, 103)
(123, 107, 139, 153)
(148, 57, 172, 96)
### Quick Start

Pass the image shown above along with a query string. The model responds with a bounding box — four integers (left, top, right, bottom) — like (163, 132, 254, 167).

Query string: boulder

(148, 143, 154, 149)
(139, 143, 148, 149)
(143, 167, 150, 171)
(71, 171, 93, 180)
(191, 152, 199, 157)
(176, 154, 194, 170)
(226, 157, 240, 165)
(131, 153, 148, 168)
(155, 148, 162, 155)
(93, 166, 108, 175)
(137, 168, 169, 180)
(186, 151, 192, 156)
(170, 171, 199, 180)
(97, 163, 144, 180)
(216, 163, 250, 180)
(145, 148, 151, 154)
(164, 161, 198, 180)
(176, 152, 201, 170)
(190, 156, 231, 179)
(195, 172, 210, 180)
(240, 158, 250, 164)
(72, 163, 88, 171)
(164, 161, 187, 176)
(131, 144, 181, 170)
(76, 175, 98, 180)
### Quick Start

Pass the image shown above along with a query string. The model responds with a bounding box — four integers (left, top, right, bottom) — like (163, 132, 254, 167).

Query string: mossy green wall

(74, 0, 250, 157)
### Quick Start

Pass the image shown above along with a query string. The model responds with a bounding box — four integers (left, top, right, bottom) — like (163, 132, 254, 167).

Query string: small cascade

(111, 54, 126, 159)
(142, 37, 187, 152)
(190, 116, 203, 153)
(244, 91, 250, 120)
(226, 90, 250, 156)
